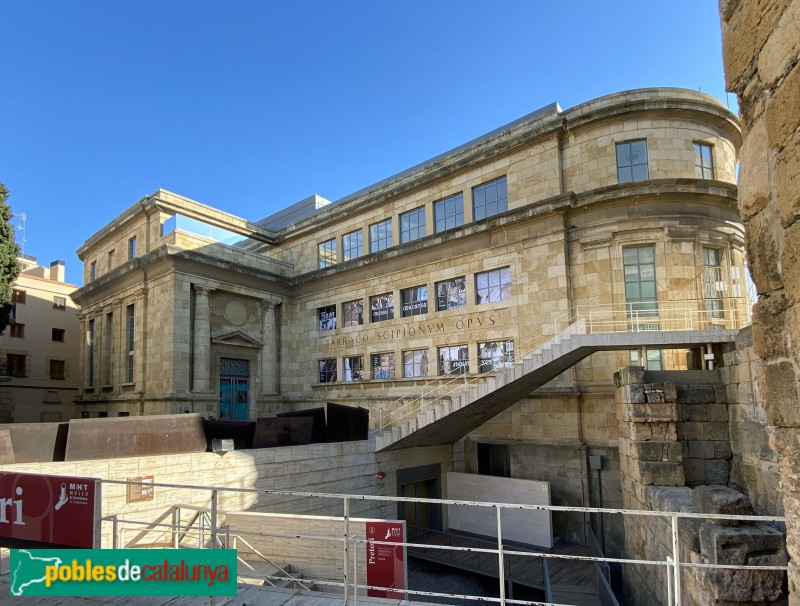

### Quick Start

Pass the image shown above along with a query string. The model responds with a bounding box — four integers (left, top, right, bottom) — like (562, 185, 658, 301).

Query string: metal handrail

(233, 534, 312, 592)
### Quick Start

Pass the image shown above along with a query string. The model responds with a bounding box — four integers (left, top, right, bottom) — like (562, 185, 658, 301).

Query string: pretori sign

(0, 472, 101, 548)
(365, 520, 406, 598)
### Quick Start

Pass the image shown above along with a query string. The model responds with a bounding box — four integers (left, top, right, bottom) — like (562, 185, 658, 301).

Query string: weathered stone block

(737, 114, 771, 220)
(682, 421, 703, 441)
(615, 366, 645, 387)
(766, 62, 800, 148)
(703, 422, 730, 442)
(637, 460, 684, 487)
(645, 390, 665, 403)
(699, 521, 785, 564)
(745, 208, 785, 294)
(704, 459, 731, 485)
(662, 382, 677, 403)
(757, 360, 800, 426)
(782, 220, 800, 307)
(633, 441, 683, 462)
(720, 0, 784, 90)
(693, 485, 754, 525)
(684, 458, 705, 483)
(713, 440, 733, 459)
(688, 440, 715, 459)
(751, 291, 791, 359)
(776, 131, 800, 230)
(623, 383, 646, 404)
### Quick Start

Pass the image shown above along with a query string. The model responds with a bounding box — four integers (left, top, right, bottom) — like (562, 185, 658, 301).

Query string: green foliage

(0, 183, 21, 334)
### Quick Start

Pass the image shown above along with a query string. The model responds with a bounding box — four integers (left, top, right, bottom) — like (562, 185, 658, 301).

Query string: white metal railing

(378, 297, 750, 432)
(89, 478, 787, 606)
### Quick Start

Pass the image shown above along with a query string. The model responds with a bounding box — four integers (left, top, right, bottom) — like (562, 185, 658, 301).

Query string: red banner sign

(365, 520, 406, 598)
(0, 471, 101, 548)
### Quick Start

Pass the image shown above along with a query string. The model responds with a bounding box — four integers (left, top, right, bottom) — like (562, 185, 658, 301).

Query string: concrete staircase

(376, 320, 739, 451)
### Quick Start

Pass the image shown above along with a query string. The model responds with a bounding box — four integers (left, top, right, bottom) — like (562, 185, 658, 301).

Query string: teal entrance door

(219, 358, 249, 420)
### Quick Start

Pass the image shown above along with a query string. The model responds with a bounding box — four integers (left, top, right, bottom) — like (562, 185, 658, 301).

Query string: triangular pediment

(211, 330, 263, 348)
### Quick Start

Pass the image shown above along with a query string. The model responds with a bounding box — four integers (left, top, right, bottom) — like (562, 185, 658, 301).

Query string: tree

(0, 182, 21, 334)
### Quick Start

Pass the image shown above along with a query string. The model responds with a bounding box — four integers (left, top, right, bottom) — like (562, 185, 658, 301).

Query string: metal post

(671, 514, 681, 606)
(353, 533, 359, 606)
(111, 515, 118, 549)
(211, 489, 219, 548)
(666, 557, 674, 606)
(343, 497, 350, 604)
(172, 508, 179, 548)
(496, 506, 506, 606)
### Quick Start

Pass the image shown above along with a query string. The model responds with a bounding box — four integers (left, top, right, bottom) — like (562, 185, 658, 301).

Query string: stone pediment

(211, 330, 263, 348)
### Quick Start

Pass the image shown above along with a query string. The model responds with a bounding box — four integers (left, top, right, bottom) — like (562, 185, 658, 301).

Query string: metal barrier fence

(93, 478, 787, 606)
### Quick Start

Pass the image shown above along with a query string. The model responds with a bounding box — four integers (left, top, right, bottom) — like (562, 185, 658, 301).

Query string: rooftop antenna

(13, 212, 26, 257)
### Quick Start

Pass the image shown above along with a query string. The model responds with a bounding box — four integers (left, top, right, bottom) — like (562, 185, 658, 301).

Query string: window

(630, 349, 663, 371)
(10, 323, 24, 338)
(318, 305, 337, 331)
(128, 236, 137, 260)
(403, 350, 429, 378)
(694, 143, 714, 179)
(318, 238, 337, 268)
(401, 286, 428, 317)
(473, 176, 508, 221)
(434, 193, 464, 233)
(342, 300, 363, 327)
(400, 206, 426, 243)
(438, 345, 469, 376)
(318, 359, 337, 383)
(703, 247, 724, 319)
(12, 290, 25, 304)
(435, 277, 466, 311)
(118, 412, 130, 417)
(369, 219, 392, 253)
(623, 245, 658, 316)
(88, 319, 95, 387)
(125, 304, 135, 382)
(343, 356, 364, 381)
(478, 340, 515, 373)
(90, 261, 97, 280)
(53, 296, 66, 310)
(52, 328, 65, 342)
(616, 140, 649, 183)
(475, 267, 511, 304)
(343, 229, 363, 261)
(107, 250, 114, 271)
(478, 443, 511, 477)
(371, 352, 395, 380)
(7, 354, 26, 377)
(50, 359, 65, 380)
(369, 293, 394, 322)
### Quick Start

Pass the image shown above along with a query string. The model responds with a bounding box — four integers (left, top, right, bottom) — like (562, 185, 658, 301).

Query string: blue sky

(0, 1, 734, 285)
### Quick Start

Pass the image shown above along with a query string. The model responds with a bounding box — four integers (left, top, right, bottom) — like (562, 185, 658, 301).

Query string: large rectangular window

(435, 277, 466, 311)
(616, 140, 649, 183)
(52, 328, 65, 342)
(342, 300, 363, 327)
(702, 247, 724, 319)
(318, 305, 337, 331)
(90, 261, 97, 280)
(343, 356, 364, 381)
(50, 359, 66, 380)
(438, 345, 469, 376)
(434, 193, 464, 233)
(7, 354, 26, 378)
(371, 352, 395, 380)
(694, 142, 714, 179)
(10, 323, 24, 338)
(318, 359, 337, 383)
(473, 176, 508, 221)
(128, 236, 137, 260)
(400, 206, 426, 243)
(343, 229, 363, 261)
(623, 245, 657, 316)
(477, 443, 511, 477)
(475, 267, 511, 304)
(478, 340, 515, 373)
(370, 293, 394, 322)
(369, 219, 392, 253)
(403, 350, 429, 378)
(318, 238, 337, 268)
(53, 296, 66, 310)
(630, 349, 663, 371)
(125, 304, 135, 382)
(401, 286, 428, 317)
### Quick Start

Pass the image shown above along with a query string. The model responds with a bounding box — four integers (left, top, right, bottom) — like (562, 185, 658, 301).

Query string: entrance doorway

(397, 464, 442, 538)
(219, 357, 249, 420)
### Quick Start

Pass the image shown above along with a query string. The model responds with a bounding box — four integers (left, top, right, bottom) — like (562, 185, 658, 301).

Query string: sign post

(0, 472, 101, 549)
(365, 520, 406, 599)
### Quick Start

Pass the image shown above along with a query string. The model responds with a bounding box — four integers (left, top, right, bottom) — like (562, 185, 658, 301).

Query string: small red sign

(366, 521, 406, 598)
(0, 471, 101, 548)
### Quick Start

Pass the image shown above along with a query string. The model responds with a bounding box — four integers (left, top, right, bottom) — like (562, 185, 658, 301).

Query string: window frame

(12, 289, 26, 304)
(343, 355, 364, 381)
(53, 296, 66, 310)
(52, 328, 65, 342)
(318, 358, 337, 383)
(434, 193, 464, 233)
(90, 261, 97, 280)
(50, 359, 66, 380)
(623, 245, 658, 317)
(475, 267, 512, 304)
(369, 293, 394, 323)
(342, 229, 363, 261)
(402, 349, 429, 378)
(399, 206, 426, 244)
(128, 236, 137, 260)
(10, 323, 24, 338)
(369, 219, 392, 253)
(318, 238, 337, 268)
(435, 277, 467, 311)
(125, 304, 135, 383)
(371, 352, 396, 380)
(7, 353, 26, 378)
(438, 344, 469, 376)
(616, 140, 649, 183)
(401, 285, 428, 317)
(472, 176, 508, 221)
(694, 142, 715, 179)
(318, 305, 337, 331)
(342, 299, 364, 327)
(478, 340, 515, 373)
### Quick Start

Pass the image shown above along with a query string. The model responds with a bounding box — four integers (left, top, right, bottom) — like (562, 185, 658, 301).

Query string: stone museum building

(69, 87, 753, 559)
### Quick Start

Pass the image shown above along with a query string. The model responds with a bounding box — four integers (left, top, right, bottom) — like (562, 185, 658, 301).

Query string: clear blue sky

(1, 1, 734, 285)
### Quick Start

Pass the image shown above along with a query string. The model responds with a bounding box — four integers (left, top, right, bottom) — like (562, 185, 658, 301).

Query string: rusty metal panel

(277, 407, 326, 443)
(0, 422, 68, 463)
(326, 402, 369, 442)
(64, 414, 207, 461)
(202, 420, 256, 450)
(252, 416, 314, 448)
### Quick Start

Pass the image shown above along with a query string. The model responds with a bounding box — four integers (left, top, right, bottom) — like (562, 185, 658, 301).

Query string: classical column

(260, 300, 277, 394)
(192, 286, 213, 393)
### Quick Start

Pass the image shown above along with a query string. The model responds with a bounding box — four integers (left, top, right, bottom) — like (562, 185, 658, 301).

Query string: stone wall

(717, 0, 800, 598)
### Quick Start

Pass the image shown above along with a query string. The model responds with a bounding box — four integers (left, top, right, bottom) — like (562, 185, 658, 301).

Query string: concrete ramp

(376, 327, 737, 451)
